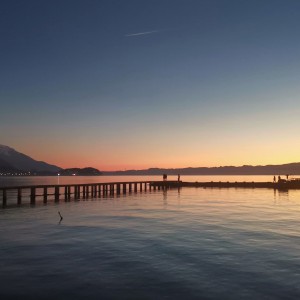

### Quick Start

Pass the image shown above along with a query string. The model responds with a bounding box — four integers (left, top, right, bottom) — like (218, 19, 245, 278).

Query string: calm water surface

(1, 184, 300, 299)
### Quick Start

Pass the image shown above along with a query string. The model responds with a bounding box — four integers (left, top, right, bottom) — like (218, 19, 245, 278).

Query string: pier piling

(2, 189, 7, 207)
(17, 188, 22, 205)
(30, 187, 36, 205)
(55, 186, 60, 202)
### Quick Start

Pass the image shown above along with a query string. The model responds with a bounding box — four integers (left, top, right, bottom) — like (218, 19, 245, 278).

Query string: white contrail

(125, 30, 159, 37)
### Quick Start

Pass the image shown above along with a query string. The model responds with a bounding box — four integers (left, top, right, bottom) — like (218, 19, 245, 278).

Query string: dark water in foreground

(1, 187, 300, 299)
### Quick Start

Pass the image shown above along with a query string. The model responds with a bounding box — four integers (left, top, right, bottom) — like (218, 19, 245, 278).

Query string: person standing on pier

(163, 174, 167, 181)
(178, 174, 180, 182)
(273, 176, 276, 183)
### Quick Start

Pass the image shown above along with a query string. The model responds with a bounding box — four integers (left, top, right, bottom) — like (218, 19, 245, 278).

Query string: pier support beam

(55, 186, 60, 202)
(110, 184, 114, 195)
(17, 188, 22, 205)
(30, 187, 36, 204)
(2, 189, 7, 207)
(98, 185, 101, 197)
(43, 187, 47, 203)
(76, 186, 80, 199)
(64, 186, 68, 201)
(68, 186, 71, 200)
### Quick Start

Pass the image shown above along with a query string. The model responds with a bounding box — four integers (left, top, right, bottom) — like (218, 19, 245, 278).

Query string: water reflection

(274, 189, 289, 203)
(163, 188, 168, 208)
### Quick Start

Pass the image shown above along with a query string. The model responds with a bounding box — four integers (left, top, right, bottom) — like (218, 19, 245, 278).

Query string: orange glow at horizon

(15, 141, 300, 172)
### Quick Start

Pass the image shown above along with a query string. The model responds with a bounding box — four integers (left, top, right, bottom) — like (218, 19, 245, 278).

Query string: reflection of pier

(1, 180, 300, 207)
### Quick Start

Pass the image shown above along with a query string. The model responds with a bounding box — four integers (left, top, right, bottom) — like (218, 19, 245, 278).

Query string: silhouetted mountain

(59, 167, 102, 176)
(0, 144, 61, 174)
(0, 157, 19, 172)
(103, 163, 300, 176)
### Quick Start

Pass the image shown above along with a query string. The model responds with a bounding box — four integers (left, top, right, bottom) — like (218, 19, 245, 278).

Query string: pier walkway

(0, 180, 299, 207)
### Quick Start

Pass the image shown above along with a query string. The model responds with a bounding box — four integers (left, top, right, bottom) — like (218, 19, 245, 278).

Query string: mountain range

(1, 144, 300, 176)
(0, 144, 103, 175)
(102, 164, 300, 176)
(0, 144, 61, 174)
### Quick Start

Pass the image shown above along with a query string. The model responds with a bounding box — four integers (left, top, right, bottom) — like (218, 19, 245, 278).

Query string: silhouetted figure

(273, 176, 276, 183)
(286, 174, 289, 180)
(58, 211, 63, 222)
(278, 175, 281, 182)
(163, 174, 167, 181)
(178, 174, 180, 182)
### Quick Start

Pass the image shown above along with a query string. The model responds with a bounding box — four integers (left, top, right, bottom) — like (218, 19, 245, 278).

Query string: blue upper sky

(1, 0, 300, 170)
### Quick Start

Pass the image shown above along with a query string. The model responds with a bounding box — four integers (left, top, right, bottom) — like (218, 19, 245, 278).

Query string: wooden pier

(1, 180, 300, 207)
(151, 180, 300, 190)
(0, 181, 153, 207)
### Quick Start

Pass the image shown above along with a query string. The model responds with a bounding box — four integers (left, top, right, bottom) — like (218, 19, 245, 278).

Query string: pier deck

(0, 180, 299, 207)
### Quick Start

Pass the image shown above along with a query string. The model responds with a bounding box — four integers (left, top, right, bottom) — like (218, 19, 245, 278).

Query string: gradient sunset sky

(1, 0, 300, 170)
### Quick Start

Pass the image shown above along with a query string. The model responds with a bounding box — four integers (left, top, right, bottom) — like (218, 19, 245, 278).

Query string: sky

(1, 0, 300, 170)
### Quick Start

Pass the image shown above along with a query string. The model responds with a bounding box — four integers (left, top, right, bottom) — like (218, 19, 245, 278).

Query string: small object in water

(58, 211, 63, 221)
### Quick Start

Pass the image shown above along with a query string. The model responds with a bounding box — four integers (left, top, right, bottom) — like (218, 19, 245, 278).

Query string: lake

(1, 176, 300, 299)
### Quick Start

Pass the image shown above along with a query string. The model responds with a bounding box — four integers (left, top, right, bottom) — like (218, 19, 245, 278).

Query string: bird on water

(58, 211, 63, 221)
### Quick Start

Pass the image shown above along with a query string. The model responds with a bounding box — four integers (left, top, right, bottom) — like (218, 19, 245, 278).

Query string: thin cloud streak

(125, 30, 159, 37)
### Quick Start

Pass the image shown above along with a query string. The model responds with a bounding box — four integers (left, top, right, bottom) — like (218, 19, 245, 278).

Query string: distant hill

(0, 157, 19, 172)
(0, 144, 61, 174)
(103, 163, 300, 176)
(59, 167, 102, 176)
